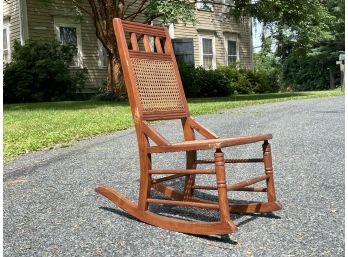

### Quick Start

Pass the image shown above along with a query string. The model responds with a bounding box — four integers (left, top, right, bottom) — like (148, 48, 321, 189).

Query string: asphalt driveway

(4, 96, 344, 257)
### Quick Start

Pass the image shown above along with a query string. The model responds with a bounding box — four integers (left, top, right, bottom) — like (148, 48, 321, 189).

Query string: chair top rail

(129, 51, 172, 60)
(122, 20, 166, 37)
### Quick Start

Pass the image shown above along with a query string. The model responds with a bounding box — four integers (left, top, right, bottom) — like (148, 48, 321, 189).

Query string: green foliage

(272, 0, 343, 60)
(253, 38, 281, 92)
(177, 62, 201, 97)
(194, 67, 232, 97)
(282, 50, 340, 91)
(145, 0, 196, 24)
(178, 62, 232, 97)
(215, 66, 253, 94)
(231, 0, 334, 57)
(4, 40, 88, 103)
(325, 0, 344, 40)
(255, 37, 342, 91)
(253, 0, 344, 91)
(178, 62, 280, 97)
(95, 83, 128, 101)
(217, 66, 280, 94)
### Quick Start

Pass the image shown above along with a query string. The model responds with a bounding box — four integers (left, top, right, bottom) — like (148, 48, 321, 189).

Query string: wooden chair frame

(96, 18, 281, 235)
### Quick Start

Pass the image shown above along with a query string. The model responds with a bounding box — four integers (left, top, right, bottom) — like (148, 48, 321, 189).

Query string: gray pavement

(4, 96, 344, 257)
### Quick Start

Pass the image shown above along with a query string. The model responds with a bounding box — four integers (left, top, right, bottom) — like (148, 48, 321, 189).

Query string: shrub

(216, 66, 254, 94)
(95, 82, 128, 101)
(194, 67, 232, 97)
(178, 63, 232, 97)
(260, 70, 281, 93)
(282, 52, 340, 91)
(253, 51, 281, 93)
(178, 62, 281, 98)
(177, 62, 201, 97)
(4, 40, 88, 103)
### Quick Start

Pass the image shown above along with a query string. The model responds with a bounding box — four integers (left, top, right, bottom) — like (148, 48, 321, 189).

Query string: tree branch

(88, 0, 108, 47)
(96, 0, 108, 19)
(125, 0, 138, 14)
(117, 0, 125, 17)
(193, 0, 239, 8)
(144, 14, 164, 25)
(124, 0, 148, 21)
(72, 0, 93, 16)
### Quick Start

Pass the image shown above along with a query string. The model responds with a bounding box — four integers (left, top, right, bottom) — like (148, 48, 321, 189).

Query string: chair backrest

(113, 18, 190, 122)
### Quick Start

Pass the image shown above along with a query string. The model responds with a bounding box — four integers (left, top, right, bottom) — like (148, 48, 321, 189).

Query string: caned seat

(148, 134, 273, 153)
(96, 18, 281, 235)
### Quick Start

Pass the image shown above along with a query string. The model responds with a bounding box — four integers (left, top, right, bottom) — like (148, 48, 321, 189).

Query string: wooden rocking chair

(96, 18, 281, 235)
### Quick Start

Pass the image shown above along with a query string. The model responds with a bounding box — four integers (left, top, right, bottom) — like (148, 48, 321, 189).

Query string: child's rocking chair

(96, 18, 281, 235)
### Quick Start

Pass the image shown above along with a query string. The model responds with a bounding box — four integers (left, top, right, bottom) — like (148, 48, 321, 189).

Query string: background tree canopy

(74, 0, 343, 92)
(40, 0, 344, 92)
(238, 0, 344, 90)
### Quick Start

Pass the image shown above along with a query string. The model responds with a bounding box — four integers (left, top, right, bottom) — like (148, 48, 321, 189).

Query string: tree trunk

(328, 68, 335, 89)
(106, 54, 123, 94)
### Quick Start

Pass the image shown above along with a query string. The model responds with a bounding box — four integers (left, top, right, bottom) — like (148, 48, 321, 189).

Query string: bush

(253, 51, 281, 93)
(216, 66, 254, 94)
(194, 67, 232, 97)
(177, 62, 201, 97)
(95, 82, 128, 101)
(4, 40, 88, 103)
(282, 52, 340, 91)
(178, 62, 232, 97)
(178, 62, 279, 98)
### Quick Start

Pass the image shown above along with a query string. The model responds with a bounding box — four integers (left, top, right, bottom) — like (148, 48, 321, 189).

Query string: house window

(172, 38, 194, 66)
(58, 26, 79, 66)
(54, 19, 82, 67)
(98, 40, 108, 68)
(227, 40, 237, 64)
(225, 35, 239, 65)
(197, 1, 213, 11)
(200, 35, 216, 69)
(3, 20, 11, 63)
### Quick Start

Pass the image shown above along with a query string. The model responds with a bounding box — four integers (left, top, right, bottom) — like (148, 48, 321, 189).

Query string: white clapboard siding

(3, 1, 21, 53)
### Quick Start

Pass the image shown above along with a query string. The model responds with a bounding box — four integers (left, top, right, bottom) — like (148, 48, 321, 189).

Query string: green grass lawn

(4, 89, 343, 162)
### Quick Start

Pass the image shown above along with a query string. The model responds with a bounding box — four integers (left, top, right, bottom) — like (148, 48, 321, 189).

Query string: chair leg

(138, 152, 152, 211)
(262, 140, 277, 203)
(215, 149, 237, 231)
(183, 150, 197, 200)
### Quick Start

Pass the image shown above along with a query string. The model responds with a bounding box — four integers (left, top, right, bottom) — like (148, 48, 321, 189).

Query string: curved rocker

(96, 186, 238, 235)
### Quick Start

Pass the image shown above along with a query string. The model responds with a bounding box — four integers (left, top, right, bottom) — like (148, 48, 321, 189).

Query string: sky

(252, 19, 263, 53)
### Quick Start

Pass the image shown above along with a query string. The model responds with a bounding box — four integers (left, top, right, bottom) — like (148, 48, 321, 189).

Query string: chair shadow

(235, 212, 281, 227)
(99, 205, 239, 245)
(193, 234, 238, 245)
(98, 179, 281, 245)
(99, 204, 281, 245)
(99, 206, 138, 222)
(190, 213, 280, 245)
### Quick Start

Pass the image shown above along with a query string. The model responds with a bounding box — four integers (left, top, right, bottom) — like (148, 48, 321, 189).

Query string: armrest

(188, 117, 219, 139)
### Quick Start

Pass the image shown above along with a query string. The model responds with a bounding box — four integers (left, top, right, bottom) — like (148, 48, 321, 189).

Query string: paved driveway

(4, 96, 344, 257)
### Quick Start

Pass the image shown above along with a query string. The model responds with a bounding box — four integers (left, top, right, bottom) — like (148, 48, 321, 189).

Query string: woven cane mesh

(131, 58, 185, 112)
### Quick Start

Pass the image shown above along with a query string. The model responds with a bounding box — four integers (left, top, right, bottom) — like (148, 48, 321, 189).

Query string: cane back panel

(113, 19, 189, 121)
